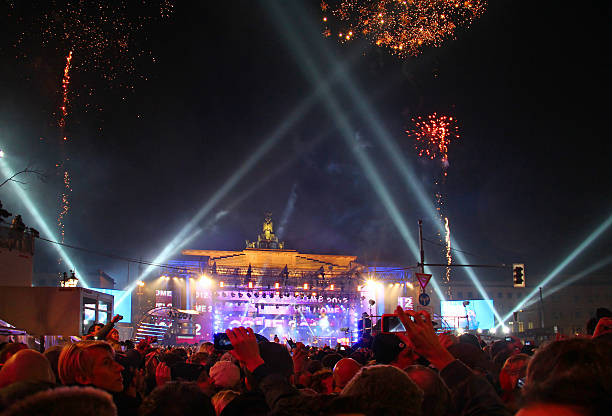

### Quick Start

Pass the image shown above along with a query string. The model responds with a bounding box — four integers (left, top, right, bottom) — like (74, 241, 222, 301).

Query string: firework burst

(408, 112, 459, 296)
(6, 1, 174, 256)
(321, 0, 486, 57)
(408, 112, 459, 165)
(9, 0, 174, 91)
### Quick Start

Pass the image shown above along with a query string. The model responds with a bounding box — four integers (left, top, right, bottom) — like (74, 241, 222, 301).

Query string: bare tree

(0, 167, 46, 188)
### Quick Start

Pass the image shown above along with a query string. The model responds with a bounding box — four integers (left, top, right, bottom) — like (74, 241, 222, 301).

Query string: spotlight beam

(0, 159, 88, 287)
(280, 1, 501, 320)
(117, 53, 365, 306)
(496, 213, 612, 328)
(267, 2, 446, 301)
(520, 254, 612, 310)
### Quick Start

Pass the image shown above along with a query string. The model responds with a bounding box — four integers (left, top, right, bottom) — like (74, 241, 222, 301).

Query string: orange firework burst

(408, 113, 459, 294)
(407, 112, 459, 164)
(11, 1, 174, 90)
(321, 0, 486, 57)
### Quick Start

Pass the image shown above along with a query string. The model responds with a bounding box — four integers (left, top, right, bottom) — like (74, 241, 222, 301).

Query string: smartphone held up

(381, 313, 412, 334)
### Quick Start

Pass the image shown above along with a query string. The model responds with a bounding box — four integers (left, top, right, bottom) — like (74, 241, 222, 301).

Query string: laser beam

(496, 212, 612, 328)
(279, 1, 502, 319)
(268, 2, 446, 301)
(521, 254, 612, 310)
(0, 158, 88, 287)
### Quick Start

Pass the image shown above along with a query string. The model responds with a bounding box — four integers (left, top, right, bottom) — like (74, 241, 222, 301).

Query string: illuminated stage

(134, 215, 368, 345)
(133, 215, 420, 345)
(142, 270, 365, 345)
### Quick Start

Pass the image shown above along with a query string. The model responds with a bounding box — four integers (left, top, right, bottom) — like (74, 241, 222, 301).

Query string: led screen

(94, 288, 132, 323)
(440, 299, 494, 330)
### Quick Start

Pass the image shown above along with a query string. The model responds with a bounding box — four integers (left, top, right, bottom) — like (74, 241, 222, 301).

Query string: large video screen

(94, 288, 132, 323)
(440, 300, 494, 330)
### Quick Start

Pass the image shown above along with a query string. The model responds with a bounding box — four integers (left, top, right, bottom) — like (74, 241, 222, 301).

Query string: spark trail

(407, 112, 459, 297)
(57, 50, 73, 252)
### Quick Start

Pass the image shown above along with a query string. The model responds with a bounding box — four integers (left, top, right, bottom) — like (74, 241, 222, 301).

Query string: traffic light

(513, 263, 525, 287)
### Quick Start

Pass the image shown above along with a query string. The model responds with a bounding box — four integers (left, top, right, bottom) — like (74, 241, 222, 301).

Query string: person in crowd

(138, 381, 214, 416)
(211, 389, 240, 415)
(42, 345, 63, 384)
(0, 349, 56, 388)
(0, 343, 28, 366)
(83, 314, 123, 341)
(209, 360, 241, 392)
(586, 307, 612, 335)
(519, 337, 611, 415)
(394, 306, 511, 416)
(58, 340, 141, 415)
(0, 349, 57, 410)
(320, 352, 342, 370)
(8, 214, 26, 251)
(446, 342, 496, 377)
(499, 353, 530, 412)
(340, 364, 423, 416)
(188, 351, 210, 365)
(308, 368, 333, 394)
(404, 365, 453, 416)
(199, 342, 215, 355)
(457, 333, 481, 349)
(331, 357, 361, 393)
(371, 332, 418, 369)
(2, 386, 118, 416)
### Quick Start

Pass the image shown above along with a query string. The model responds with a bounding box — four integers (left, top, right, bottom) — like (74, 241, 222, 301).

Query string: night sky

(1, 1, 610, 290)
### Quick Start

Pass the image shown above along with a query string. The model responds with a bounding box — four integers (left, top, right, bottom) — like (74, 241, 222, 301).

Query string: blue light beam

(267, 2, 447, 301)
(496, 212, 612, 328)
(0, 158, 88, 287)
(278, 1, 502, 320)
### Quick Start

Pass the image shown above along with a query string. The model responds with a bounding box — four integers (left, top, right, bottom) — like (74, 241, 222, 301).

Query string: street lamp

(60, 270, 79, 287)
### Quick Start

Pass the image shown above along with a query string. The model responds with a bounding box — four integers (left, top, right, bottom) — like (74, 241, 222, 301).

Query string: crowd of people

(0, 306, 610, 416)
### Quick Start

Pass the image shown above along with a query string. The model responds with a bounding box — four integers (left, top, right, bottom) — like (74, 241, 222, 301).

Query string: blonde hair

(58, 341, 113, 385)
(211, 390, 239, 415)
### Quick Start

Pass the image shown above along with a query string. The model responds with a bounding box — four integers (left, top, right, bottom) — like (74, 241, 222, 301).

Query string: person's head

(216, 392, 269, 416)
(447, 342, 494, 376)
(257, 341, 293, 379)
(341, 365, 423, 416)
(87, 323, 104, 336)
(404, 365, 451, 416)
(138, 381, 215, 416)
(321, 352, 343, 370)
(188, 352, 209, 365)
(0, 349, 56, 388)
(199, 342, 214, 355)
(58, 341, 124, 392)
(1, 386, 117, 416)
(209, 360, 241, 390)
(160, 352, 184, 368)
(490, 339, 511, 359)
(458, 333, 481, 349)
(519, 338, 611, 415)
(211, 389, 239, 416)
(0, 343, 28, 364)
(371, 333, 405, 364)
(43, 345, 63, 383)
(332, 358, 361, 392)
(309, 368, 334, 394)
(500, 353, 530, 392)
(107, 328, 119, 342)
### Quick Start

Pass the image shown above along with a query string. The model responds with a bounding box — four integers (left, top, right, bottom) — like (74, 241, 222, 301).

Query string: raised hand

(155, 361, 171, 386)
(226, 327, 265, 372)
(395, 305, 455, 370)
